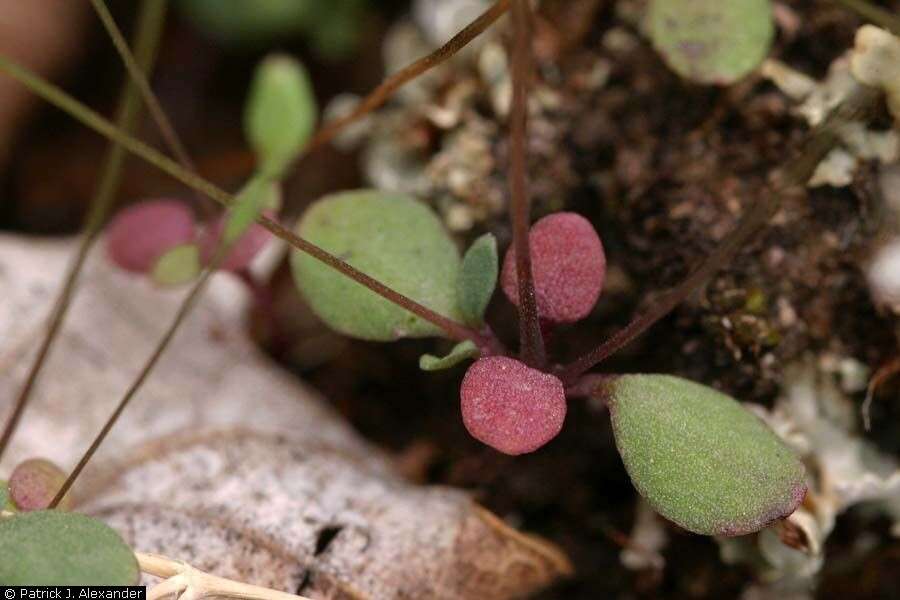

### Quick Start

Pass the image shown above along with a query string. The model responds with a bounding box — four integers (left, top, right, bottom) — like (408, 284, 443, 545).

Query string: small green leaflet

(245, 54, 317, 179)
(152, 244, 200, 286)
(458, 233, 498, 326)
(419, 340, 480, 371)
(179, 0, 314, 43)
(304, 0, 366, 59)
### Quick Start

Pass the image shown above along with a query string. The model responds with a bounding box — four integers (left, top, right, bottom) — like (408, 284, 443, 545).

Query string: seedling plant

(1, 0, 892, 587)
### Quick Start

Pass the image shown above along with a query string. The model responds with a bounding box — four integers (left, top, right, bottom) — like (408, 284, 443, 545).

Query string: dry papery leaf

(0, 234, 571, 598)
(619, 499, 667, 572)
(760, 25, 900, 189)
(851, 25, 900, 123)
(717, 360, 900, 598)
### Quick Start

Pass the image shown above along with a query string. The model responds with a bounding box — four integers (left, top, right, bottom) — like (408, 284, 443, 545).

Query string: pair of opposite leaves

(1, 188, 804, 587)
(3, 0, 792, 584)
(291, 189, 806, 538)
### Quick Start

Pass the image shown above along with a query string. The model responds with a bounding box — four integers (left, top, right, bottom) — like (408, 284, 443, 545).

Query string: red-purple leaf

(460, 356, 566, 455)
(200, 214, 272, 272)
(501, 212, 606, 324)
(8, 458, 70, 512)
(106, 200, 196, 273)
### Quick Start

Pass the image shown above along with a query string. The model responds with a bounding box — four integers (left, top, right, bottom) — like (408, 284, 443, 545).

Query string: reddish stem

(863, 356, 900, 431)
(50, 265, 218, 508)
(306, 0, 511, 154)
(557, 86, 880, 385)
(557, 195, 776, 385)
(258, 216, 494, 350)
(509, 0, 546, 368)
(565, 373, 614, 401)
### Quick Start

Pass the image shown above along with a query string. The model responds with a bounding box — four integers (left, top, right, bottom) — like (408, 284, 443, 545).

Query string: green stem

(90, 0, 195, 175)
(307, 0, 510, 153)
(50, 0, 518, 497)
(0, 0, 168, 463)
(0, 54, 486, 347)
(50, 261, 219, 508)
(89, 0, 216, 217)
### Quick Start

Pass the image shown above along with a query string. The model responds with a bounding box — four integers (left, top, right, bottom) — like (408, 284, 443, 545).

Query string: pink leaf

(460, 356, 566, 455)
(8, 458, 70, 511)
(200, 215, 272, 272)
(501, 212, 606, 324)
(106, 200, 197, 273)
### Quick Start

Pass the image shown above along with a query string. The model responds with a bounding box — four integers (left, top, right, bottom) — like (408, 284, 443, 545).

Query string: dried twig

(49, 263, 215, 507)
(0, 55, 492, 348)
(863, 355, 900, 431)
(137, 553, 314, 600)
(307, 0, 511, 153)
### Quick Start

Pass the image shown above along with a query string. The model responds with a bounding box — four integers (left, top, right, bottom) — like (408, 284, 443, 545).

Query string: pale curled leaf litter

(619, 499, 668, 571)
(414, 0, 493, 50)
(719, 361, 900, 593)
(866, 163, 900, 316)
(0, 235, 570, 597)
(867, 237, 900, 312)
(851, 26, 900, 122)
(760, 26, 900, 189)
(328, 0, 567, 232)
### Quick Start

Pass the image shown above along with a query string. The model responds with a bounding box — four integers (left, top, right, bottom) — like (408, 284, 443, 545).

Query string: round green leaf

(245, 55, 317, 180)
(291, 189, 463, 341)
(305, 0, 365, 59)
(152, 243, 201, 286)
(179, 0, 314, 43)
(607, 375, 806, 536)
(647, 0, 774, 85)
(458, 233, 498, 326)
(0, 511, 138, 584)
